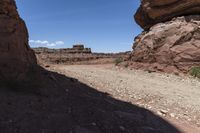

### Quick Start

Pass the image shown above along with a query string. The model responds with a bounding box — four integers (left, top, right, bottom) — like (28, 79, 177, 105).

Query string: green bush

(124, 63, 129, 68)
(190, 67, 200, 78)
(114, 58, 123, 66)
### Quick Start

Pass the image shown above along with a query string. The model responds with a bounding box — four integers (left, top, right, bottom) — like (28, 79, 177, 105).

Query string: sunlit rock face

(0, 0, 37, 82)
(131, 16, 200, 73)
(135, 0, 200, 30)
(131, 0, 200, 73)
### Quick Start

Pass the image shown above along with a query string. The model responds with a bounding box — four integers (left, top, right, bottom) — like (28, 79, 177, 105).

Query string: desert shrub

(190, 67, 200, 78)
(114, 58, 123, 65)
(124, 63, 129, 68)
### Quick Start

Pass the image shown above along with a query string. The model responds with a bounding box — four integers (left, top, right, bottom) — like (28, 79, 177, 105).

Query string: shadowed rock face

(131, 16, 200, 73)
(0, 0, 37, 82)
(135, 0, 200, 30)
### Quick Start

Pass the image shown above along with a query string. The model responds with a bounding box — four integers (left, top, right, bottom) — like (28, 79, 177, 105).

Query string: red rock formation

(32, 47, 130, 65)
(135, 0, 200, 30)
(0, 0, 37, 82)
(131, 16, 200, 73)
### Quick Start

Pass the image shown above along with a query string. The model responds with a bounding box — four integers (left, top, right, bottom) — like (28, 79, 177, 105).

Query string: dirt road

(49, 64, 200, 133)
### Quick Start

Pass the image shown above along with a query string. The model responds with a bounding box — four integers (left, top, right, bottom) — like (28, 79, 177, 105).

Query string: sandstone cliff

(135, 0, 200, 30)
(132, 16, 200, 73)
(32, 47, 130, 65)
(131, 0, 200, 73)
(34, 44, 92, 54)
(0, 0, 37, 82)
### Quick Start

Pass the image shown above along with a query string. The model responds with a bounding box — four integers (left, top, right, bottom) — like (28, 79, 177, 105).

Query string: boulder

(135, 0, 200, 30)
(0, 0, 37, 82)
(131, 16, 200, 73)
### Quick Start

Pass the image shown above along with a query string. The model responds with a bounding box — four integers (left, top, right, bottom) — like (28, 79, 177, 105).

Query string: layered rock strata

(34, 45, 92, 54)
(131, 16, 200, 73)
(135, 0, 200, 30)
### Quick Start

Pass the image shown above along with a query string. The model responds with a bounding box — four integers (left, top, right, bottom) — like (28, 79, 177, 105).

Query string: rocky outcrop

(72, 44, 92, 53)
(33, 47, 130, 65)
(131, 16, 200, 73)
(135, 0, 200, 30)
(0, 0, 37, 82)
(34, 44, 92, 54)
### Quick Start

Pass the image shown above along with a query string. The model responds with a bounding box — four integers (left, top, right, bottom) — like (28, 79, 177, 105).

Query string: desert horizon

(0, 0, 200, 133)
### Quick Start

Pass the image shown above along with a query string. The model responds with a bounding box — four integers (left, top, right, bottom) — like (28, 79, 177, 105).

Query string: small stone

(91, 122, 96, 126)
(119, 126, 125, 131)
(157, 109, 168, 116)
(45, 65, 50, 68)
(170, 113, 176, 118)
(160, 109, 168, 114)
(157, 111, 163, 116)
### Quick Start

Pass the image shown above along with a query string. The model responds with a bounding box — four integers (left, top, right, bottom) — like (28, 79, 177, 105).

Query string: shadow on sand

(0, 66, 182, 133)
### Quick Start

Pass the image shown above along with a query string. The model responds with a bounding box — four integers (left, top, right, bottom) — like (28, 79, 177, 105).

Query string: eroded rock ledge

(131, 16, 200, 73)
(0, 0, 37, 82)
(135, 0, 200, 30)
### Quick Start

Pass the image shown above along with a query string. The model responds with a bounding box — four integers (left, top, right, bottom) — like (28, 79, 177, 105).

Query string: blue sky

(16, 0, 142, 53)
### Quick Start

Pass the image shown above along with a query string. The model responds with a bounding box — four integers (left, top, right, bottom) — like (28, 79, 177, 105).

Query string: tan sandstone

(131, 16, 200, 73)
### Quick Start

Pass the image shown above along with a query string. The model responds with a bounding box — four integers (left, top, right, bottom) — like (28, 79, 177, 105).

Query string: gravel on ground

(49, 64, 200, 132)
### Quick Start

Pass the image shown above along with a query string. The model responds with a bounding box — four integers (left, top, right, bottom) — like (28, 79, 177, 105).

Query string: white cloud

(29, 40, 35, 43)
(46, 43, 57, 47)
(55, 41, 64, 45)
(29, 40, 64, 47)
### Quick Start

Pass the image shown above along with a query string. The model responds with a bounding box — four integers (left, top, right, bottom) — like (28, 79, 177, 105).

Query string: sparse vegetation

(190, 67, 200, 78)
(124, 63, 129, 68)
(114, 58, 123, 65)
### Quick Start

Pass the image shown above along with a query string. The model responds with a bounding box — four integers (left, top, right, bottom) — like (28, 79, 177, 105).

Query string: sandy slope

(49, 64, 200, 133)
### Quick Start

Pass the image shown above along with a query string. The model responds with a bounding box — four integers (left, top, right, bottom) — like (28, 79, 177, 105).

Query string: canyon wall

(135, 0, 200, 30)
(131, 0, 200, 73)
(0, 0, 37, 82)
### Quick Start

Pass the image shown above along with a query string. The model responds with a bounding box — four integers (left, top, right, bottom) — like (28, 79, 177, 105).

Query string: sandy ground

(49, 64, 200, 133)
